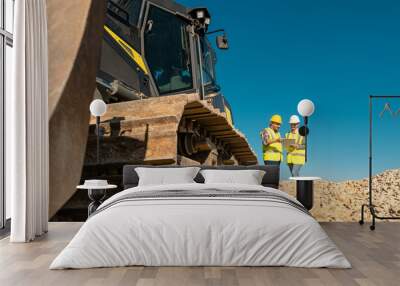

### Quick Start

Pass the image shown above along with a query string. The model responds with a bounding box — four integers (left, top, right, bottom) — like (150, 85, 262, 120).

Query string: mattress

(50, 183, 351, 269)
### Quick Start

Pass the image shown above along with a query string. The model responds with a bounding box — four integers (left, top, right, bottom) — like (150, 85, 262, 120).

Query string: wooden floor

(0, 222, 399, 286)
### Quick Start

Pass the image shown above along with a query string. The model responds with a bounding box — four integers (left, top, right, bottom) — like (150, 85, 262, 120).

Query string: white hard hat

(289, 115, 300, 124)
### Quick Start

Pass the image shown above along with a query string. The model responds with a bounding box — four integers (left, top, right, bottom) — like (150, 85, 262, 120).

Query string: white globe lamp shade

(90, 99, 107, 117)
(297, 99, 315, 117)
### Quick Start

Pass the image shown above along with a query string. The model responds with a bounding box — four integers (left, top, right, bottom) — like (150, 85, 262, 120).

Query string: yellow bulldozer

(48, 0, 257, 220)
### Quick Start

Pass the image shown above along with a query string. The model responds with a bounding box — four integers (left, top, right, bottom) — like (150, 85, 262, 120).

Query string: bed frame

(122, 165, 280, 190)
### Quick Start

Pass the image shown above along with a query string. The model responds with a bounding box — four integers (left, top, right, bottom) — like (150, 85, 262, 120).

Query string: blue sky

(180, 0, 400, 181)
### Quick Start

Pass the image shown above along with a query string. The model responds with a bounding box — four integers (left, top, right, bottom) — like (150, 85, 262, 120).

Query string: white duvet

(50, 183, 351, 269)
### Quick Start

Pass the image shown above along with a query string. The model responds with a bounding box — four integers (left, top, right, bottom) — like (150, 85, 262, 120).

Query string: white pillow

(135, 167, 201, 186)
(200, 169, 266, 185)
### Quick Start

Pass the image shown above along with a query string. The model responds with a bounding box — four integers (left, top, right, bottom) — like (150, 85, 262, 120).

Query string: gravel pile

(280, 169, 400, 221)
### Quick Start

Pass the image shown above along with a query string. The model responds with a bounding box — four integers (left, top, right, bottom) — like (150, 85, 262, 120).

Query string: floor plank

(0, 222, 399, 286)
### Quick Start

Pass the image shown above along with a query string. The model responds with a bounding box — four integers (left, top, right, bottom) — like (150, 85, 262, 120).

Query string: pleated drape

(8, 0, 49, 242)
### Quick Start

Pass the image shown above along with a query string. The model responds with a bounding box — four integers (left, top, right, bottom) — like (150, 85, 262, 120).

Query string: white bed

(50, 183, 351, 269)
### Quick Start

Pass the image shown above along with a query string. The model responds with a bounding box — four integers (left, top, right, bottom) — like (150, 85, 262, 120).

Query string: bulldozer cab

(98, 0, 224, 103)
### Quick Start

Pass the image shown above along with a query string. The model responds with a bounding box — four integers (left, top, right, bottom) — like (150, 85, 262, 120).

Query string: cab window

(144, 6, 193, 94)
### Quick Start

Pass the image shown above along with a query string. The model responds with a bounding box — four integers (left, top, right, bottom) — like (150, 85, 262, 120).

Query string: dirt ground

(280, 169, 400, 221)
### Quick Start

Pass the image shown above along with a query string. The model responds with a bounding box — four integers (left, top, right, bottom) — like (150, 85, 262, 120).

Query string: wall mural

(49, 0, 400, 224)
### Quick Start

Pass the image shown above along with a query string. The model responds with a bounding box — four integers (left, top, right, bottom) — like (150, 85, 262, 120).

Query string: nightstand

(289, 177, 321, 210)
(77, 183, 117, 216)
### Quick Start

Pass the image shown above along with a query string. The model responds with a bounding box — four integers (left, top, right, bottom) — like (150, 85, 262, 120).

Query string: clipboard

(281, 138, 296, 148)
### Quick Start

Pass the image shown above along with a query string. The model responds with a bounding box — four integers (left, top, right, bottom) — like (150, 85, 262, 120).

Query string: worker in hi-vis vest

(285, 115, 305, 177)
(261, 114, 283, 166)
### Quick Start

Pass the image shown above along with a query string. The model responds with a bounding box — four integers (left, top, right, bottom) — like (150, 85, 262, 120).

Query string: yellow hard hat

(270, 114, 282, 124)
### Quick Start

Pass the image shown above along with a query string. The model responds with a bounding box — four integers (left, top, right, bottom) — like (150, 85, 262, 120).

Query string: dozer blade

(47, 0, 106, 217)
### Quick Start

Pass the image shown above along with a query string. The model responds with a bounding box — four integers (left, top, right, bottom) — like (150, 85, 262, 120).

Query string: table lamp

(297, 99, 315, 162)
(90, 99, 107, 165)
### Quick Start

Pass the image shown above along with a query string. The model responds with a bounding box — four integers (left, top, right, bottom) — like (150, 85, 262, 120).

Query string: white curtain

(7, 0, 49, 242)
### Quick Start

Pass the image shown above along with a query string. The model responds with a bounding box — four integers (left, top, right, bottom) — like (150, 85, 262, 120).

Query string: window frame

(199, 36, 216, 86)
(141, 2, 197, 96)
(0, 0, 13, 231)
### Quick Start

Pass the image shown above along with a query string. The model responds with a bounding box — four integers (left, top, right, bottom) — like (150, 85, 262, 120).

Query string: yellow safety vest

(285, 131, 305, 165)
(262, 127, 283, 162)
